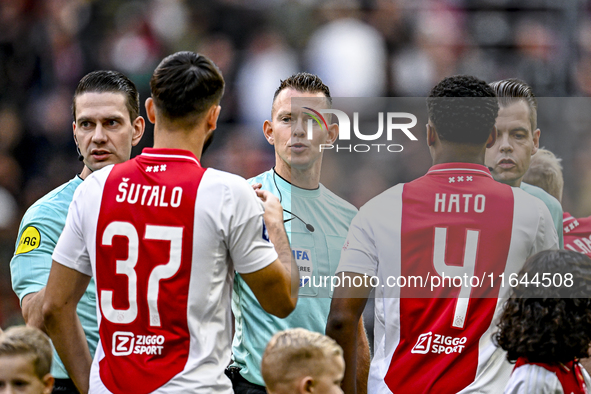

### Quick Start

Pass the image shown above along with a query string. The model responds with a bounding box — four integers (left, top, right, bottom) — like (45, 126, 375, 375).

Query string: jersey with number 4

(337, 163, 558, 394)
(52, 148, 278, 394)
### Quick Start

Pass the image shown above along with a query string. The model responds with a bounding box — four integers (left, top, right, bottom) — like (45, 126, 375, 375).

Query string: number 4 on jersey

(433, 227, 480, 329)
(101, 221, 183, 327)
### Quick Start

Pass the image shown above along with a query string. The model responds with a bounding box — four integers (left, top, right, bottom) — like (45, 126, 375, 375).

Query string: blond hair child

(0, 326, 54, 394)
(262, 328, 345, 394)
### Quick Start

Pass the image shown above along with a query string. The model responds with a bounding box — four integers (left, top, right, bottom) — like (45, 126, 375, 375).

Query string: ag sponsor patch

(15, 227, 41, 255)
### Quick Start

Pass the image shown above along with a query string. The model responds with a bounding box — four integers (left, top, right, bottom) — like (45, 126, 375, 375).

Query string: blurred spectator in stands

(514, 19, 563, 96)
(391, 2, 464, 96)
(306, 3, 386, 97)
(236, 29, 298, 142)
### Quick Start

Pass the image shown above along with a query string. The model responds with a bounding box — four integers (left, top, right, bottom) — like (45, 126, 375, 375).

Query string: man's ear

(73, 121, 78, 143)
(263, 120, 275, 145)
(531, 128, 541, 155)
(206, 104, 221, 132)
(297, 376, 314, 393)
(486, 126, 497, 149)
(131, 116, 146, 146)
(145, 97, 156, 124)
(326, 122, 338, 145)
(427, 124, 437, 147)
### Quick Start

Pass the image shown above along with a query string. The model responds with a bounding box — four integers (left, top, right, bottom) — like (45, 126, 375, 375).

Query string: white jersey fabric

(337, 163, 558, 394)
(53, 148, 278, 394)
(505, 363, 591, 394)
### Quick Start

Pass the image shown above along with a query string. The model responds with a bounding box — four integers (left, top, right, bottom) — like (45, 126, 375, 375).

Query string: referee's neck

(274, 162, 320, 190)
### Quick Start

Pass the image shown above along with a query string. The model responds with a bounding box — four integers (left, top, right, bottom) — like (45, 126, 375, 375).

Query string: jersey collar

(140, 148, 201, 166)
(272, 169, 321, 198)
(427, 163, 493, 179)
(563, 212, 575, 222)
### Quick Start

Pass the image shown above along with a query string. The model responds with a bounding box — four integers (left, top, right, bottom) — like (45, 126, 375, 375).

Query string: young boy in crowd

(261, 328, 345, 394)
(0, 326, 54, 394)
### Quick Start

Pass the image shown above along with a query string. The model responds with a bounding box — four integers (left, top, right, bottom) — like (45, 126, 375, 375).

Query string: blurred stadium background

(1, 0, 591, 328)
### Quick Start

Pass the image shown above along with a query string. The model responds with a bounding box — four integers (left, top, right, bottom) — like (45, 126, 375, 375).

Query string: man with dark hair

(229, 72, 369, 394)
(327, 75, 558, 393)
(485, 78, 564, 248)
(149, 51, 225, 124)
(10, 70, 145, 394)
(72, 70, 141, 122)
(43, 51, 297, 394)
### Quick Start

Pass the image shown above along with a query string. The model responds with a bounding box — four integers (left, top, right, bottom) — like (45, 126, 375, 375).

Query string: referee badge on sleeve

(15, 226, 41, 255)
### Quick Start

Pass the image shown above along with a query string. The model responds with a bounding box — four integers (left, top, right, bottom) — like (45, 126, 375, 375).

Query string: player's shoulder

(74, 165, 115, 198)
(205, 168, 250, 186)
(355, 183, 405, 220)
(520, 183, 562, 210)
(512, 185, 551, 208)
(505, 364, 560, 394)
(514, 187, 560, 232)
(511, 187, 557, 227)
(363, 183, 405, 208)
(202, 168, 256, 198)
(84, 164, 116, 184)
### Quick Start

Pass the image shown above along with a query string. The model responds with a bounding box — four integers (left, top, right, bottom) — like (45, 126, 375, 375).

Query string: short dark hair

(72, 70, 140, 122)
(489, 78, 537, 130)
(150, 51, 225, 125)
(495, 250, 591, 364)
(272, 72, 331, 114)
(427, 75, 498, 144)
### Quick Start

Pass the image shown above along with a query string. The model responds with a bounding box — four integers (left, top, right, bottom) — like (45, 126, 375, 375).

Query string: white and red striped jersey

(563, 212, 591, 258)
(505, 359, 591, 394)
(52, 148, 278, 394)
(337, 163, 558, 394)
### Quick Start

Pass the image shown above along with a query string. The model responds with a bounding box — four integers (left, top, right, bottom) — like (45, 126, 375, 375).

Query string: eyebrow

(275, 110, 291, 119)
(77, 115, 125, 123)
(509, 126, 530, 134)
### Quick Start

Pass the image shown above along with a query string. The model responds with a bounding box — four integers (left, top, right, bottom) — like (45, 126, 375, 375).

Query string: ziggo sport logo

(303, 107, 418, 153)
(411, 332, 467, 355)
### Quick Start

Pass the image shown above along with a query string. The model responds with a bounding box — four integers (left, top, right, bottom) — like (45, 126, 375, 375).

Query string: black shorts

(52, 379, 79, 394)
(225, 366, 267, 394)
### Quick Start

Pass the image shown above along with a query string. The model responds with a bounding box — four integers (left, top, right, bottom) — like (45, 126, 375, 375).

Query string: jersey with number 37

(52, 148, 278, 394)
(337, 163, 558, 394)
